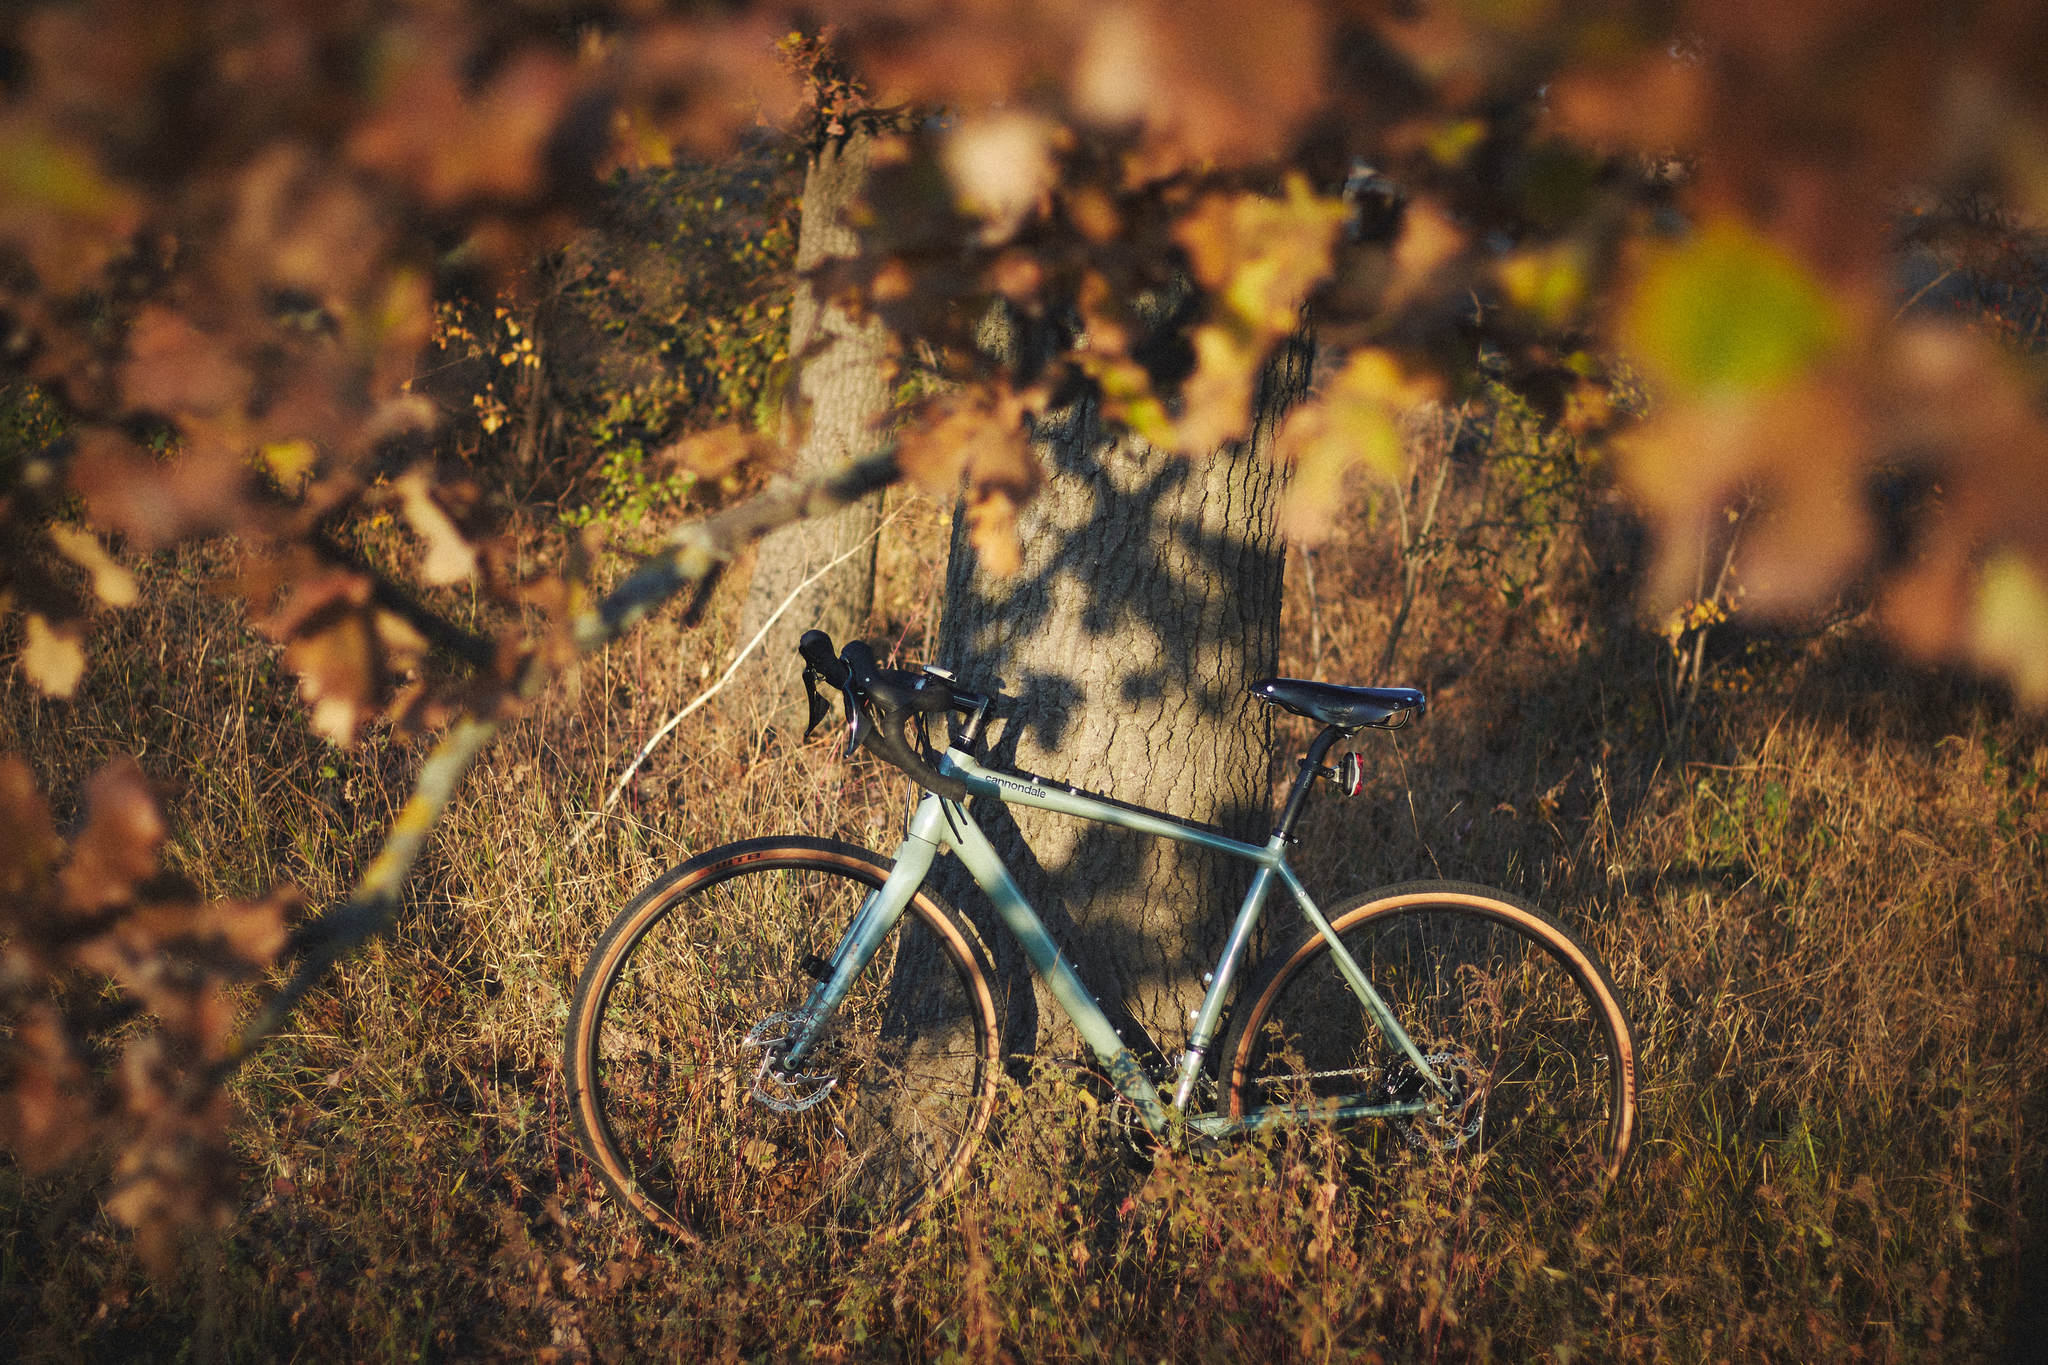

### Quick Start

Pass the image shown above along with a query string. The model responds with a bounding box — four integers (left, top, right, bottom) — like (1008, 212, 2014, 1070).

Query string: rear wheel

(1220, 880, 1637, 1191)
(564, 838, 999, 1246)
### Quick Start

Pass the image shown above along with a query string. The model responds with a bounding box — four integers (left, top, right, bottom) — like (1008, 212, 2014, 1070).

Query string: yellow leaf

(260, 440, 319, 489)
(1175, 176, 1347, 334)
(1274, 349, 1437, 538)
(393, 469, 476, 586)
(22, 613, 86, 697)
(1971, 551, 2048, 708)
(48, 524, 137, 608)
(1498, 241, 1590, 326)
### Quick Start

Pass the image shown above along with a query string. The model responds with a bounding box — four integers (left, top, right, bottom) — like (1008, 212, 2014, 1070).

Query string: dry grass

(3, 463, 2045, 1362)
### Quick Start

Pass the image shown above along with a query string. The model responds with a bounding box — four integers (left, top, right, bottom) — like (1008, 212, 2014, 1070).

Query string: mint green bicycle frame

(777, 743, 1451, 1141)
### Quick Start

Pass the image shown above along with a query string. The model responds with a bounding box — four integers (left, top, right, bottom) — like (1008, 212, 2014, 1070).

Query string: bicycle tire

(1218, 879, 1638, 1188)
(564, 837, 1000, 1245)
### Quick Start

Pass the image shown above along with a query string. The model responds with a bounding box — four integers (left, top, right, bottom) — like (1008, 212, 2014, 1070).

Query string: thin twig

(566, 506, 901, 850)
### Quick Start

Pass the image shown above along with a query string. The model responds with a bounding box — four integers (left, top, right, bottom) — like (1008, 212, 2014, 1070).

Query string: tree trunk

(935, 351, 1303, 1062)
(733, 131, 890, 731)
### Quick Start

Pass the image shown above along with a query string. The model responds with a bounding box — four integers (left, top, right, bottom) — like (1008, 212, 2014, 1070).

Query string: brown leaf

(347, 35, 575, 207)
(1618, 378, 1874, 617)
(964, 487, 1024, 577)
(896, 387, 1032, 498)
(1548, 53, 1706, 152)
(122, 308, 250, 418)
(58, 758, 165, 913)
(259, 569, 425, 746)
(1389, 197, 1469, 306)
(625, 16, 803, 157)
(193, 892, 294, 971)
(70, 428, 251, 550)
(943, 112, 1063, 244)
(656, 426, 781, 481)
(0, 113, 144, 293)
(0, 756, 60, 899)
(0, 1005, 92, 1172)
(1072, 0, 1328, 163)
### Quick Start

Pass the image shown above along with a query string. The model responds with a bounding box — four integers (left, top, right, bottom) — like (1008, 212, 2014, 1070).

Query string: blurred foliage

(418, 146, 801, 525)
(0, 377, 65, 468)
(8, 0, 2048, 1264)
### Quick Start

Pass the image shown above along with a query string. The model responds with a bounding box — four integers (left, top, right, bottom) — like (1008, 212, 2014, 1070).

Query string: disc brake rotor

(742, 1011, 840, 1113)
(1385, 1051, 1484, 1153)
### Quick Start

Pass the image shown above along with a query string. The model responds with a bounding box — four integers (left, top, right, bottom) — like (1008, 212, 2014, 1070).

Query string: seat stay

(1276, 860, 1451, 1099)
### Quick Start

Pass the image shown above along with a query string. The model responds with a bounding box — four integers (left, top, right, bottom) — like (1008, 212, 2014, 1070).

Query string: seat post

(1271, 725, 1347, 841)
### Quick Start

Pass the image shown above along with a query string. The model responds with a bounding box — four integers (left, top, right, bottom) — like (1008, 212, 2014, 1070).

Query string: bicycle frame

(778, 743, 1452, 1142)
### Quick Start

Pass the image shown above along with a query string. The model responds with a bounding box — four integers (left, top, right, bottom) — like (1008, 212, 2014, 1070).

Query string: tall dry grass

(2, 453, 2044, 1361)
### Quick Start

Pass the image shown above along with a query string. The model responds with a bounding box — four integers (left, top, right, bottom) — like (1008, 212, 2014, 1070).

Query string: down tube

(938, 799, 1173, 1132)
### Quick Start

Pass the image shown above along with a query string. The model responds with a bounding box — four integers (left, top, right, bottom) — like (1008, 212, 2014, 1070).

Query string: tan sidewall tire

(1220, 879, 1638, 1179)
(563, 837, 1000, 1244)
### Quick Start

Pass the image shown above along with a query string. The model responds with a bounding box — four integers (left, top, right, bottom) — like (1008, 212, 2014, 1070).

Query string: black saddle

(1249, 677, 1426, 730)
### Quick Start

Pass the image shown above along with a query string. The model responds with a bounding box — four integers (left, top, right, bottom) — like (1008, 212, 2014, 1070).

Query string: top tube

(938, 747, 1282, 867)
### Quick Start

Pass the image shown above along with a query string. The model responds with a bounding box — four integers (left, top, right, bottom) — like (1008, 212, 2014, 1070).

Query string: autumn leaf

(48, 523, 138, 608)
(1276, 350, 1439, 540)
(1970, 551, 2048, 708)
(21, 613, 86, 698)
(944, 112, 1063, 244)
(1622, 219, 1843, 400)
(58, 758, 166, 912)
(1620, 378, 1875, 615)
(1170, 177, 1346, 452)
(122, 308, 251, 418)
(657, 426, 782, 481)
(394, 470, 478, 586)
(0, 113, 143, 292)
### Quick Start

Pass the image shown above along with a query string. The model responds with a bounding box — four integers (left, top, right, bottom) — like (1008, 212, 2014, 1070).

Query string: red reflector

(1339, 751, 1365, 797)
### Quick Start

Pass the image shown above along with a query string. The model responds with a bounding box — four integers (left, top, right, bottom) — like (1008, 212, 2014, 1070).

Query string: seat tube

(1170, 851, 1283, 1109)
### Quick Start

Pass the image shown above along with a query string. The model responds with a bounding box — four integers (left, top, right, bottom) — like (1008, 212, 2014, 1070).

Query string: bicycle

(564, 631, 1639, 1246)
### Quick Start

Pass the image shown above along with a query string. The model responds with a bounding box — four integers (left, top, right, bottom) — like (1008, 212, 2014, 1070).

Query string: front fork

(768, 818, 944, 1075)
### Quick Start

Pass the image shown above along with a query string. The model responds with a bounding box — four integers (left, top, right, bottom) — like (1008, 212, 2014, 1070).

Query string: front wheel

(564, 838, 1000, 1246)
(1219, 880, 1637, 1191)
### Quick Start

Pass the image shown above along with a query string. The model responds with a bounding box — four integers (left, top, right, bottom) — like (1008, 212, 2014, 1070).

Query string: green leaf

(1971, 550, 2048, 707)
(1624, 219, 1840, 398)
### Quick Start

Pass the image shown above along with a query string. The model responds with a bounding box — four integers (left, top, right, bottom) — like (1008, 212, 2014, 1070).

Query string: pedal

(798, 952, 834, 982)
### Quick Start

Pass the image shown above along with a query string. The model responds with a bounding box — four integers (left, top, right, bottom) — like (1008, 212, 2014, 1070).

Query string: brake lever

(802, 667, 831, 738)
(842, 687, 870, 758)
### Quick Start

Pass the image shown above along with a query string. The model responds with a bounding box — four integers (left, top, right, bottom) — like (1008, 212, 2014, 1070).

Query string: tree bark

(733, 131, 890, 731)
(936, 347, 1304, 1062)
